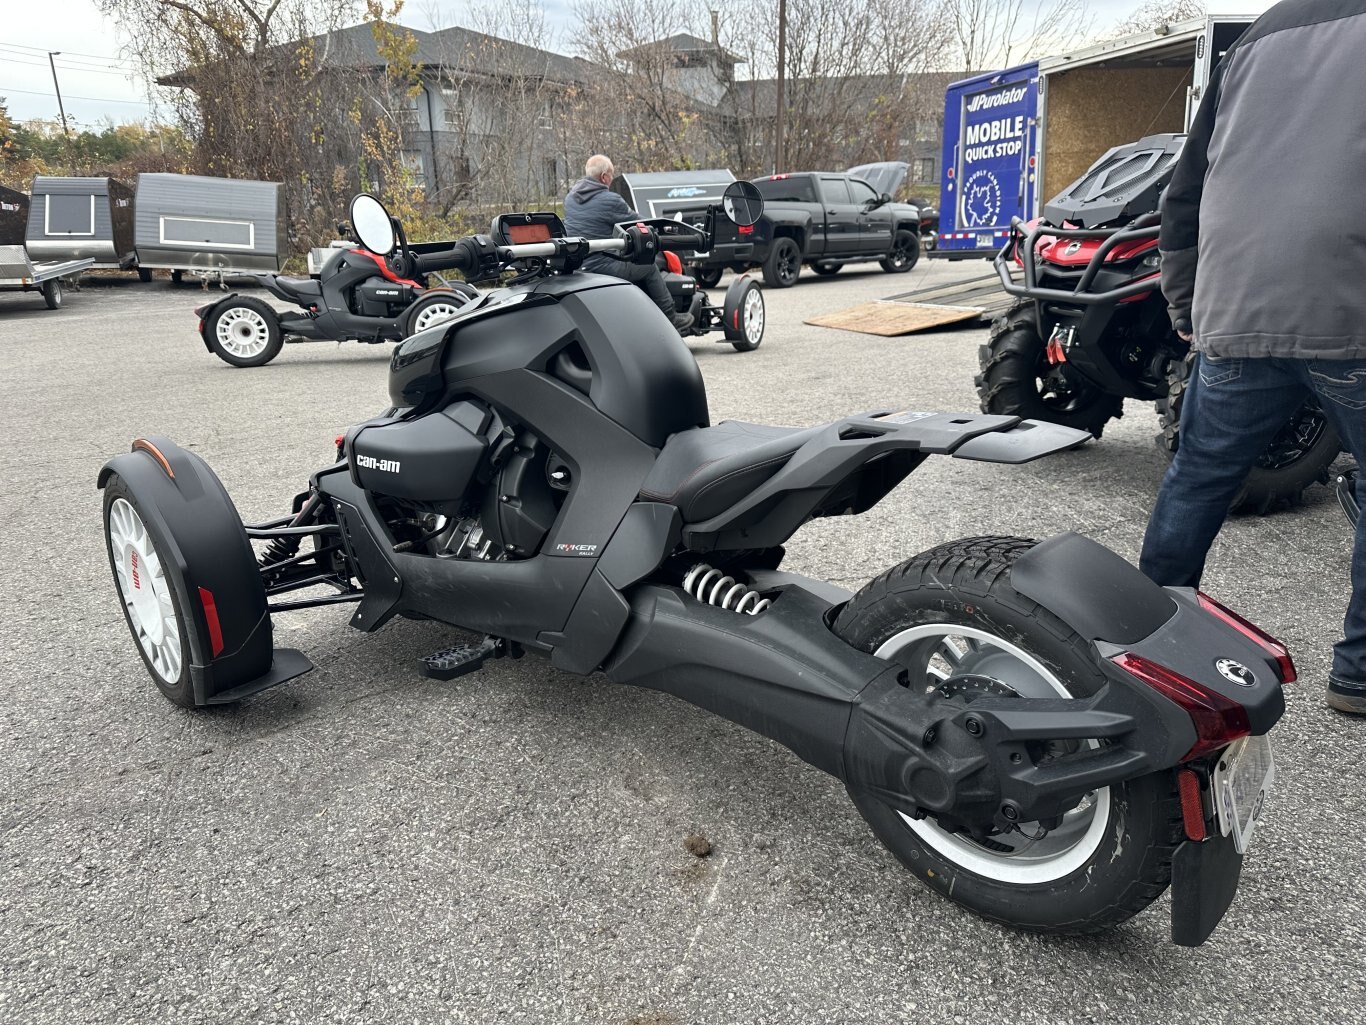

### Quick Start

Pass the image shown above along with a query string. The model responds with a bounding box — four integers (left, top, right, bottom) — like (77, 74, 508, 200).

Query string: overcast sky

(1, 0, 1277, 126)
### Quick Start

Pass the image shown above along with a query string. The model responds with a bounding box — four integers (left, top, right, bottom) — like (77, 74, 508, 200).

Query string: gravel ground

(1, 261, 1362, 1025)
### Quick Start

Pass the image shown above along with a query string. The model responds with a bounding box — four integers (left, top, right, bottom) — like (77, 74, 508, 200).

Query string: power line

(0, 84, 153, 106)
(1, 40, 136, 65)
(0, 51, 135, 76)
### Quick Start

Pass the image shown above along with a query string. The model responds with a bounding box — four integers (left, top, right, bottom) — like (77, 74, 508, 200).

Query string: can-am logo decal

(131, 550, 141, 590)
(357, 454, 401, 473)
(667, 187, 707, 198)
(1215, 658, 1256, 687)
(555, 543, 598, 555)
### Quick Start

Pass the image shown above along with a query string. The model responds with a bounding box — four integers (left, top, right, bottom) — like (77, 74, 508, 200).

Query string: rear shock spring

(682, 564, 771, 615)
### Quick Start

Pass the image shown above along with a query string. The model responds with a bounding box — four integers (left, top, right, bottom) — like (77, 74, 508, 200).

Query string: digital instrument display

(505, 222, 552, 244)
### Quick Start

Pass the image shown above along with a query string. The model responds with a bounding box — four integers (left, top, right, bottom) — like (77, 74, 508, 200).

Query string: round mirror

(722, 180, 764, 227)
(350, 194, 396, 256)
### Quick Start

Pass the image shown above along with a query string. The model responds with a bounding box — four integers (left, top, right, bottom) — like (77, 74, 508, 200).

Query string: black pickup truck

(692, 166, 922, 288)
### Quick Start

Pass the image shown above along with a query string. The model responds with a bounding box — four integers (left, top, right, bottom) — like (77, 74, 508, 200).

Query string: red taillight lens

(738, 224, 754, 235)
(1112, 652, 1251, 761)
(1197, 592, 1296, 683)
(1176, 768, 1207, 841)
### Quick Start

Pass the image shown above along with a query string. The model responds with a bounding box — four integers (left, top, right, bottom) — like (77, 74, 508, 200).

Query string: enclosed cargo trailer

(936, 16, 1254, 257)
(0, 185, 29, 247)
(25, 176, 137, 270)
(133, 173, 286, 278)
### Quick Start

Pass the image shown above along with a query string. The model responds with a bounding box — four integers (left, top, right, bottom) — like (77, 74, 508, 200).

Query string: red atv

(977, 134, 1339, 512)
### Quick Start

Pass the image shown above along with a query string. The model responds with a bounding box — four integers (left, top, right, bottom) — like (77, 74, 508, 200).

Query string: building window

(914, 158, 936, 182)
(441, 90, 466, 132)
(401, 151, 426, 188)
(391, 106, 420, 130)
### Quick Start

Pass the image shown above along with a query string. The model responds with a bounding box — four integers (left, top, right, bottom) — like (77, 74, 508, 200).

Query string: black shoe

(671, 312, 694, 331)
(1327, 676, 1366, 715)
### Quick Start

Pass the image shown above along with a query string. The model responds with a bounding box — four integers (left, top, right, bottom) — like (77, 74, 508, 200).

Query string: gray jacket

(1160, 0, 1366, 359)
(563, 177, 642, 273)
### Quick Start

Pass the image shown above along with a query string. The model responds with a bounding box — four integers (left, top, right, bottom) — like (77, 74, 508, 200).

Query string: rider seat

(639, 421, 820, 523)
(273, 276, 323, 301)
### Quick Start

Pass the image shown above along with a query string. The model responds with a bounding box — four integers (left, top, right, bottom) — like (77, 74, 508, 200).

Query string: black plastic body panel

(351, 402, 490, 508)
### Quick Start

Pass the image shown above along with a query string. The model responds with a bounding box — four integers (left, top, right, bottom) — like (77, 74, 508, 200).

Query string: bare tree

(1112, 0, 1207, 36)
(941, 0, 1091, 73)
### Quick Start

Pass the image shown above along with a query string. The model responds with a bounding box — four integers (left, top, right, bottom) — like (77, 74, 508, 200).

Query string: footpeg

(419, 635, 517, 680)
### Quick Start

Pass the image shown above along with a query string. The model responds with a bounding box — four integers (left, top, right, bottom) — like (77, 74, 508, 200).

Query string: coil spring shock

(682, 564, 771, 615)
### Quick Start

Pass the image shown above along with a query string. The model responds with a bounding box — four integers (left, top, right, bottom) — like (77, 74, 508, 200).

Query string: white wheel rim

(413, 302, 462, 333)
(216, 307, 271, 358)
(108, 498, 183, 685)
(874, 623, 1111, 884)
(743, 288, 764, 340)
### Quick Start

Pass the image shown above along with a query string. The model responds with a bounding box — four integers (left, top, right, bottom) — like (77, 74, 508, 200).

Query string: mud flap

(1170, 832, 1243, 946)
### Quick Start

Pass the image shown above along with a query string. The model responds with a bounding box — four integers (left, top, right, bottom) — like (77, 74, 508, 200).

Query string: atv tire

(693, 266, 724, 289)
(976, 305, 1123, 438)
(1157, 351, 1341, 514)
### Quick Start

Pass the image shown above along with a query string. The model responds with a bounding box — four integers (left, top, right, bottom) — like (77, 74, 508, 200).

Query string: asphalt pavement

(1, 261, 1362, 1025)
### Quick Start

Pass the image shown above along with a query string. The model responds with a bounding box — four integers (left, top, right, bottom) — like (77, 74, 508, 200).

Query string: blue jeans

(1140, 354, 1366, 683)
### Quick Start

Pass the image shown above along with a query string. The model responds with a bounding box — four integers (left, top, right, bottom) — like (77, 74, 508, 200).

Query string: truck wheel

(42, 279, 63, 310)
(922, 231, 938, 253)
(723, 277, 764, 351)
(205, 296, 284, 368)
(811, 261, 841, 276)
(694, 266, 723, 289)
(762, 237, 802, 288)
(832, 536, 1182, 935)
(880, 229, 921, 273)
(976, 306, 1122, 438)
(1157, 351, 1341, 514)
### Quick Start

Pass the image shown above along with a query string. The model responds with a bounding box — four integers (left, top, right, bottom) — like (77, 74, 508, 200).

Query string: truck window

(820, 178, 852, 205)
(753, 177, 817, 203)
(847, 179, 880, 205)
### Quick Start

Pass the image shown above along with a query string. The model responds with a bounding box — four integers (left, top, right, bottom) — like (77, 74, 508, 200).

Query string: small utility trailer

(0, 244, 95, 310)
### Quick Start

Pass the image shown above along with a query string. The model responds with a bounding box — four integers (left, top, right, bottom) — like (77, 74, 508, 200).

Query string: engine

(348, 401, 568, 562)
(354, 276, 419, 318)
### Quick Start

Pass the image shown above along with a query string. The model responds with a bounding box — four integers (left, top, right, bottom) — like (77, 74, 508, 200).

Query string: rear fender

(98, 437, 309, 704)
(682, 412, 1089, 551)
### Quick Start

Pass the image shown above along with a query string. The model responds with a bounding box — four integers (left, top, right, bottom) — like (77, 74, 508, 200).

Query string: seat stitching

(640, 457, 724, 502)
(686, 454, 794, 517)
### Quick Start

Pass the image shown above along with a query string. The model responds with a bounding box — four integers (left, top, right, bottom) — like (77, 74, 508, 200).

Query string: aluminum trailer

(25, 176, 137, 272)
(133, 173, 285, 282)
(0, 245, 95, 310)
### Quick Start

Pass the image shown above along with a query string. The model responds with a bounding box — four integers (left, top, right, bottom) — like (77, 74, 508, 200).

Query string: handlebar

(412, 223, 706, 280)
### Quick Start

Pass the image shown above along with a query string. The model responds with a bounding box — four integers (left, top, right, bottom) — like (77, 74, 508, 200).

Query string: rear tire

(723, 277, 764, 351)
(694, 266, 723, 289)
(205, 296, 284, 368)
(880, 229, 920, 273)
(832, 536, 1182, 934)
(976, 306, 1123, 438)
(42, 279, 62, 310)
(762, 236, 802, 288)
(104, 476, 195, 707)
(1157, 351, 1341, 513)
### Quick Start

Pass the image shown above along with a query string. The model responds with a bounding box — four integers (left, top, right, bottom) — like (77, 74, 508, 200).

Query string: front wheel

(832, 537, 1182, 934)
(1157, 351, 1341, 513)
(762, 237, 801, 288)
(976, 307, 1123, 438)
(401, 285, 478, 337)
(722, 277, 764, 351)
(205, 296, 284, 367)
(880, 229, 920, 273)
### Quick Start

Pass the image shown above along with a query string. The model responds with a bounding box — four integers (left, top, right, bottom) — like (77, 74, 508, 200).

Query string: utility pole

(774, 0, 786, 174)
(47, 52, 71, 140)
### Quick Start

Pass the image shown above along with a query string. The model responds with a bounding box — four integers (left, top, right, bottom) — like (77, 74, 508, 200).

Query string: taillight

(1176, 768, 1207, 841)
(738, 224, 754, 236)
(1111, 652, 1251, 761)
(1197, 592, 1297, 683)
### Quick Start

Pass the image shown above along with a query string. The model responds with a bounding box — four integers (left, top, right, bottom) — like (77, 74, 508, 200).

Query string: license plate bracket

(1213, 734, 1275, 854)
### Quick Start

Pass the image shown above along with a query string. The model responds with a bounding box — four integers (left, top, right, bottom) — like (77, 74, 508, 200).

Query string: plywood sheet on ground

(805, 301, 984, 336)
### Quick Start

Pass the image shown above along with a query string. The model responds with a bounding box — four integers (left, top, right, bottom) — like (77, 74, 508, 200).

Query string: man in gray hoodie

(563, 154, 691, 329)
(1140, 0, 1366, 713)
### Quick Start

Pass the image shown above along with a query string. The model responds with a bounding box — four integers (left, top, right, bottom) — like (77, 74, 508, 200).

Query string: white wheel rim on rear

(874, 623, 1111, 884)
(215, 306, 271, 358)
(743, 288, 764, 341)
(413, 301, 462, 333)
(108, 498, 183, 684)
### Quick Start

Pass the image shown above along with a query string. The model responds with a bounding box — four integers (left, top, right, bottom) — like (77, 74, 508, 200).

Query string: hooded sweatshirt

(563, 177, 641, 252)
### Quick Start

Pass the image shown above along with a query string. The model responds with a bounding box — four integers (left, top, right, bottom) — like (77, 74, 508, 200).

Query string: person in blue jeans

(1140, 0, 1366, 714)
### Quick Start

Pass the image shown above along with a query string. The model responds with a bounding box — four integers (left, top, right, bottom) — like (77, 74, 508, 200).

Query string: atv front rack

(994, 214, 1161, 305)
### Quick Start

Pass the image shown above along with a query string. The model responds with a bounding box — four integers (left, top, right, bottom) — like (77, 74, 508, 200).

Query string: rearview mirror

(350, 194, 396, 256)
(722, 180, 764, 227)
